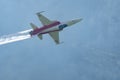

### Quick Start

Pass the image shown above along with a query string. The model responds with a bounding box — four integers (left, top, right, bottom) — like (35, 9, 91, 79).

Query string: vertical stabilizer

(30, 23, 38, 30)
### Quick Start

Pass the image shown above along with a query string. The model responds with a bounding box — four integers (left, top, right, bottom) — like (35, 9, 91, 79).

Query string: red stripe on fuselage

(31, 21, 60, 35)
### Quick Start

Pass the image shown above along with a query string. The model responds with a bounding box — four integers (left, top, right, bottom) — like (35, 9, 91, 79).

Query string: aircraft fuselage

(29, 21, 68, 36)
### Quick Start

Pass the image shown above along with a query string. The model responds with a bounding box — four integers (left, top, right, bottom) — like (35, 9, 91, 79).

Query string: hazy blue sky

(0, 0, 120, 80)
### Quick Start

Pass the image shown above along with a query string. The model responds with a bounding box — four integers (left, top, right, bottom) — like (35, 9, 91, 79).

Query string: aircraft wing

(49, 31, 60, 44)
(36, 12, 53, 25)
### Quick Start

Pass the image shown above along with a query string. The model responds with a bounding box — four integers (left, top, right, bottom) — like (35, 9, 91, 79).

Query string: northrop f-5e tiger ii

(29, 11, 82, 44)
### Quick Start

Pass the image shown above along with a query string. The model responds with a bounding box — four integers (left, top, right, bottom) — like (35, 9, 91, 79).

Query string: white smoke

(0, 29, 32, 45)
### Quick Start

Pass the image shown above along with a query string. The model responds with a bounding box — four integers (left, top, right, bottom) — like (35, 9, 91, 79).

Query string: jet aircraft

(29, 11, 82, 44)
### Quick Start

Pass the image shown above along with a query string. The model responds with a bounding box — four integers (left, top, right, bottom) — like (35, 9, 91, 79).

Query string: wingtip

(36, 11, 45, 15)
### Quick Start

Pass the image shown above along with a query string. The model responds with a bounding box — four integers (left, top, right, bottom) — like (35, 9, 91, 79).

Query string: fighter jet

(29, 11, 82, 44)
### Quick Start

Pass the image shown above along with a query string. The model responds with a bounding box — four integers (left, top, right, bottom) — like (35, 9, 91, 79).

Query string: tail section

(30, 23, 43, 40)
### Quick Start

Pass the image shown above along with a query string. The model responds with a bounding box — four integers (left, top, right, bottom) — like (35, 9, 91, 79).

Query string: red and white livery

(29, 11, 82, 44)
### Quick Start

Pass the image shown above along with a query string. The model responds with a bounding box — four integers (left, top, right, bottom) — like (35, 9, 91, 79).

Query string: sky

(0, 0, 120, 80)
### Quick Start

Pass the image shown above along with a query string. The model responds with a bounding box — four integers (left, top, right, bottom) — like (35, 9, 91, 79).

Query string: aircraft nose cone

(67, 18, 83, 26)
(74, 18, 83, 23)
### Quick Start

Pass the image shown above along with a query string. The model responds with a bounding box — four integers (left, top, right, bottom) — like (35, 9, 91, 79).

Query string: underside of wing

(36, 12, 53, 25)
(49, 31, 60, 44)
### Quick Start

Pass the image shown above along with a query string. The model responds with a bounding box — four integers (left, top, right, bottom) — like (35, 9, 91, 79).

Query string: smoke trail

(0, 29, 32, 45)
(17, 29, 32, 34)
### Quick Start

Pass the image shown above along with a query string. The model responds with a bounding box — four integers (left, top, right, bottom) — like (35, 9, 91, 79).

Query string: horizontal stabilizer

(30, 23, 38, 30)
(38, 34, 43, 40)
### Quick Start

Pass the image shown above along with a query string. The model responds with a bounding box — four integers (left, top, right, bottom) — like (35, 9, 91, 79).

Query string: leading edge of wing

(36, 12, 53, 25)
